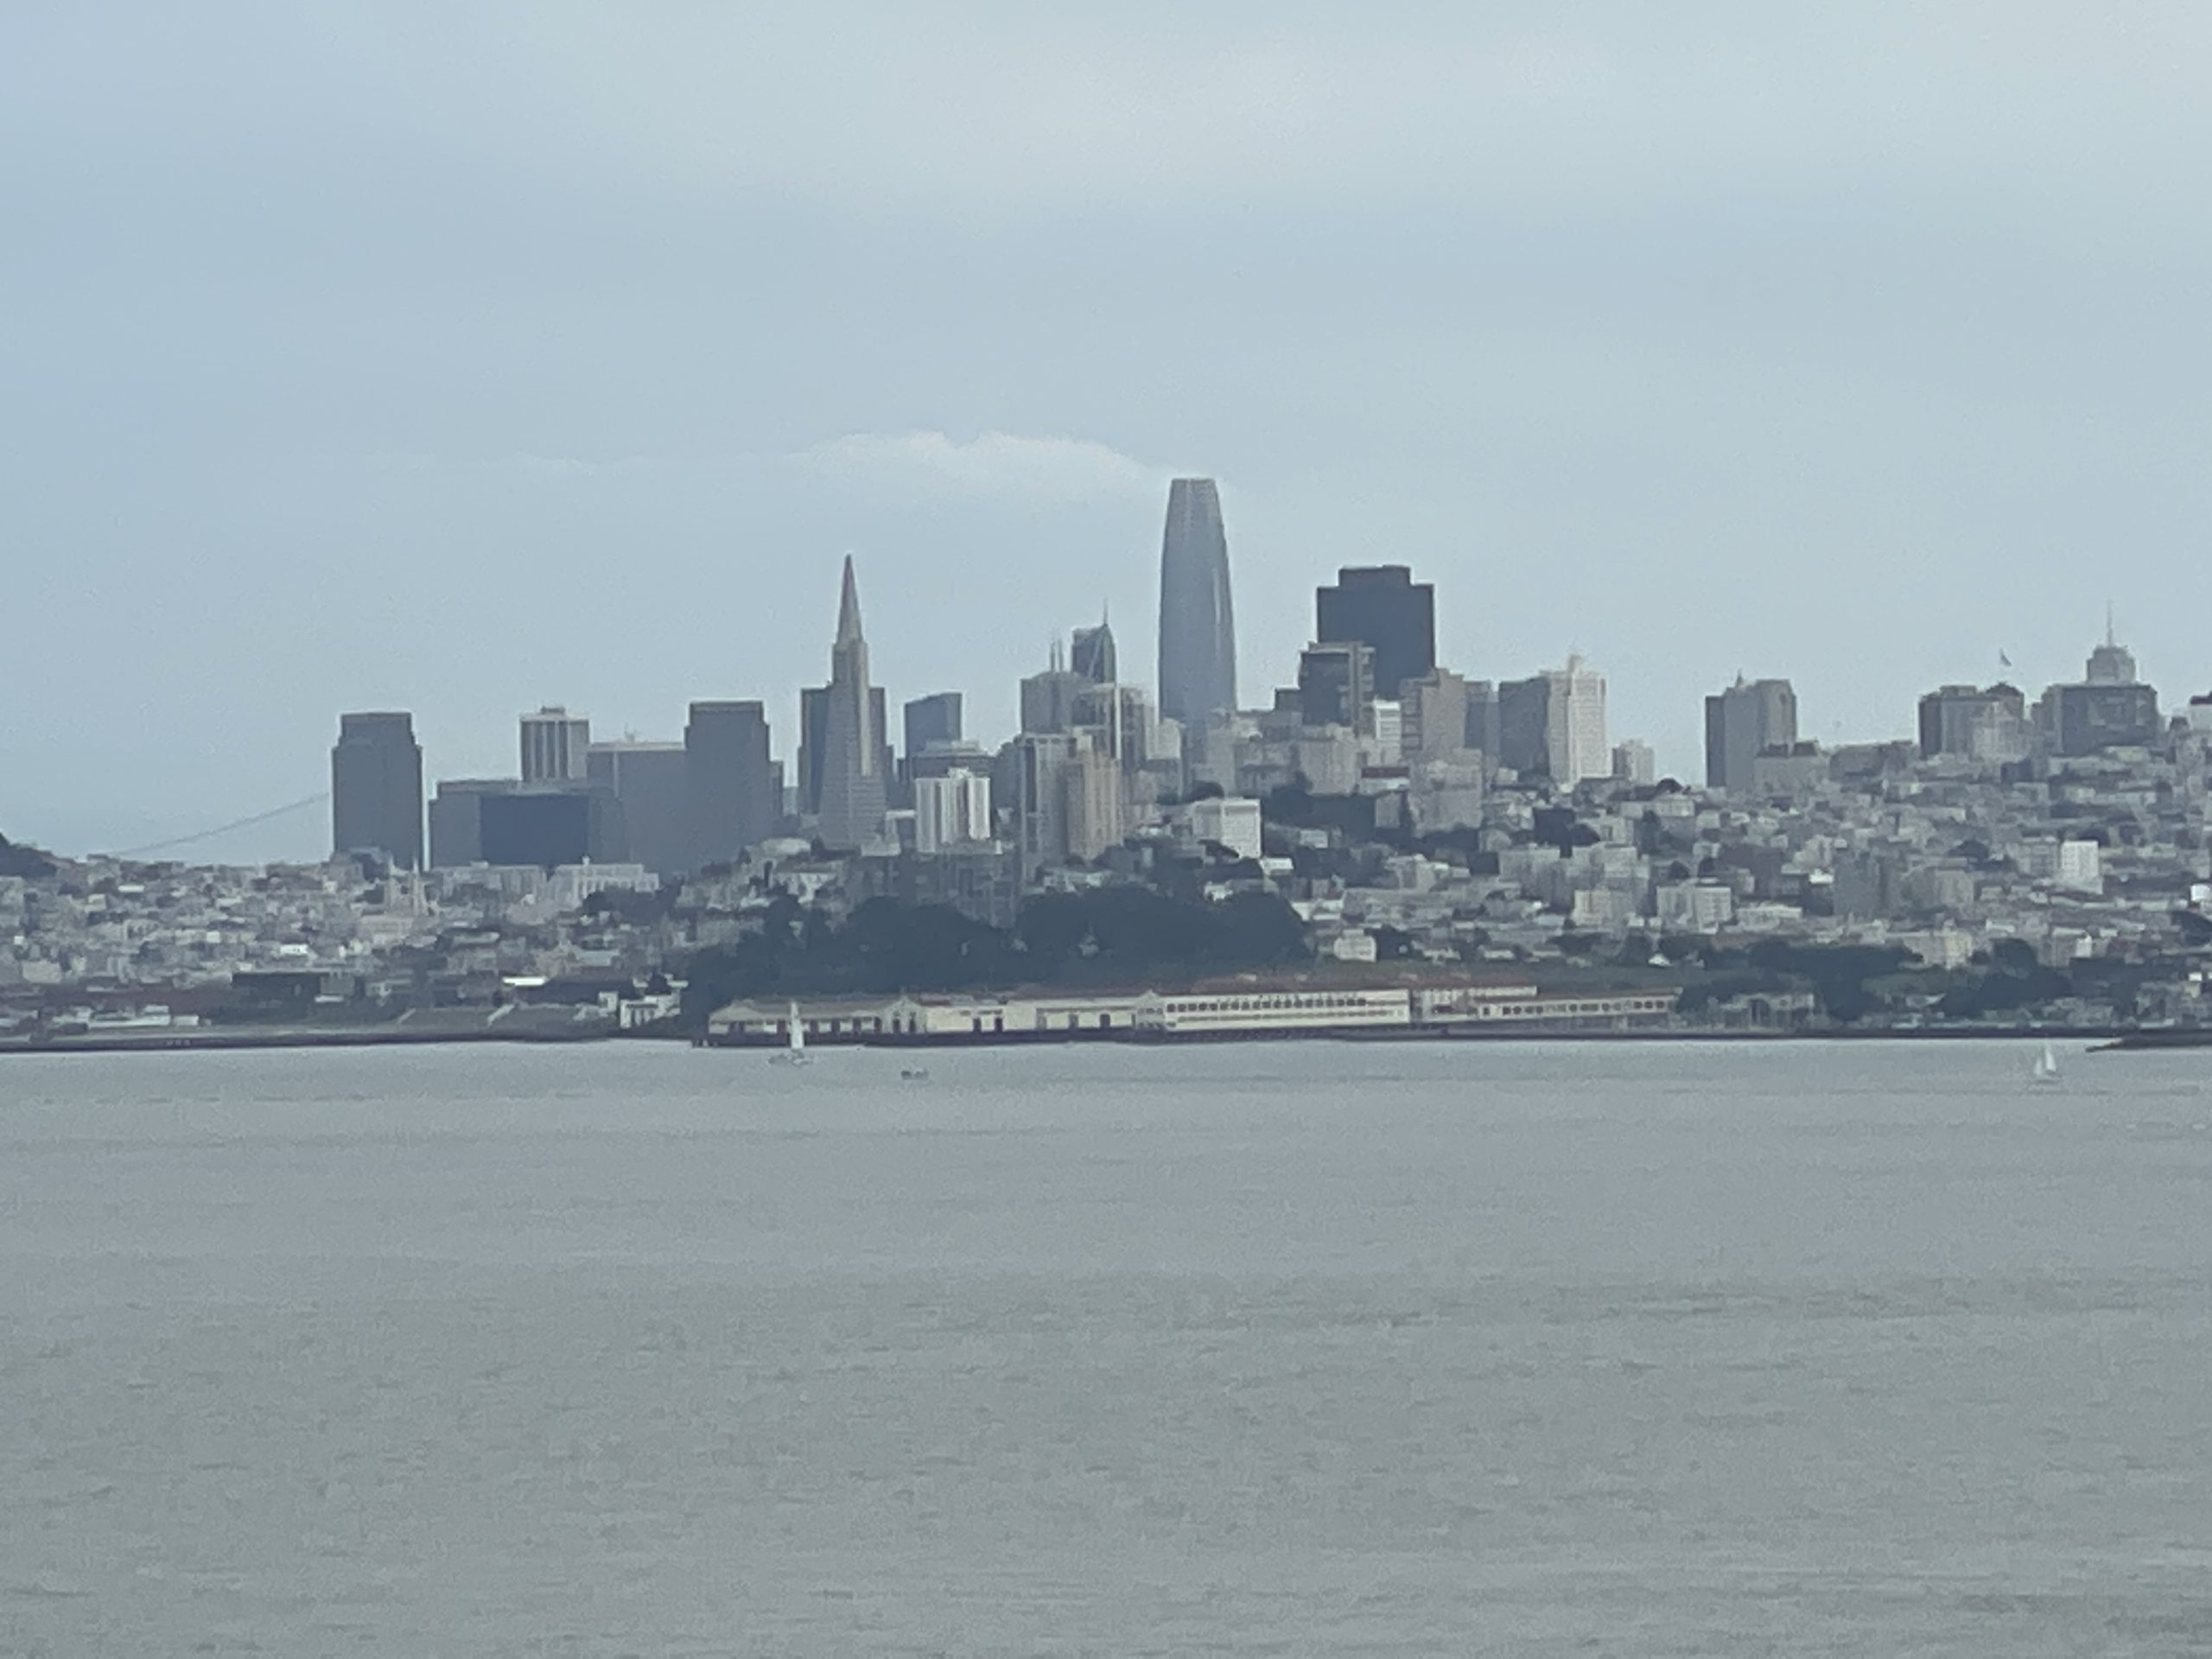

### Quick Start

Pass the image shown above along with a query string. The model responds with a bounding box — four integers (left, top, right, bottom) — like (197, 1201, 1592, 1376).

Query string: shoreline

(0, 1022, 2182, 1058)
(0, 1026, 610, 1057)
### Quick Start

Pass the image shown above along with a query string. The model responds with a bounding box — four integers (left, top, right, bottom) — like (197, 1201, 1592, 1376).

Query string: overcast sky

(4, 4, 2208, 861)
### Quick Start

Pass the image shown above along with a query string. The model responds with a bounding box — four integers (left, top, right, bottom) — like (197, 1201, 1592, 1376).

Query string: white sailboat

(769, 1001, 810, 1066)
(2031, 1040, 2060, 1084)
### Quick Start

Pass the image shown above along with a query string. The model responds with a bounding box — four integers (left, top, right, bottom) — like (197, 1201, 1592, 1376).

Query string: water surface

(5, 1041, 2210, 1654)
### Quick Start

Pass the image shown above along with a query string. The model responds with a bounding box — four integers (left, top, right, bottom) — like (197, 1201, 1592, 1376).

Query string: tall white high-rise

(914, 768, 993, 855)
(816, 556, 889, 850)
(1543, 657, 1609, 785)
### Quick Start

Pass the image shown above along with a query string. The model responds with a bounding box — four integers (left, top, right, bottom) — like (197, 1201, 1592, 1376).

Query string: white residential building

(1546, 656, 1610, 784)
(914, 768, 994, 855)
(541, 863, 658, 914)
(1179, 796, 1263, 861)
(1657, 880, 1736, 932)
(1369, 699, 1403, 762)
(2057, 838, 2103, 893)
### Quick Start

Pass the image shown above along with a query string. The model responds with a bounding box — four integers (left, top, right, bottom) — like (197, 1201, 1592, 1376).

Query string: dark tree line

(678, 888, 1311, 1028)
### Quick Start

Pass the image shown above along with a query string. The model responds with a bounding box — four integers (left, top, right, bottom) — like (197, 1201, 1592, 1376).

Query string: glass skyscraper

(1156, 478, 1236, 728)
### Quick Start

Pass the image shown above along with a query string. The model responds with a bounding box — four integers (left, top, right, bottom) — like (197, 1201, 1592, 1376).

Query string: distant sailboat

(770, 1001, 810, 1066)
(2031, 1040, 2060, 1084)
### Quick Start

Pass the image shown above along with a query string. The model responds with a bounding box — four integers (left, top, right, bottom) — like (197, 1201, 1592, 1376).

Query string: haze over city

(4, 5, 2208, 861)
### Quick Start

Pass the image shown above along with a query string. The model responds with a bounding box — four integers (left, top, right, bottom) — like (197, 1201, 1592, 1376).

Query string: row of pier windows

(1482, 998, 1672, 1019)
(1167, 995, 1384, 1015)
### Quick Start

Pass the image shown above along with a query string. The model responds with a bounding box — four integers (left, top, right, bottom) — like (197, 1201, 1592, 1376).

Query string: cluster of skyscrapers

(323, 551, 912, 879)
(1700, 625, 2174, 799)
(328, 477, 2183, 883)
(325, 474, 1637, 879)
(1913, 629, 2163, 767)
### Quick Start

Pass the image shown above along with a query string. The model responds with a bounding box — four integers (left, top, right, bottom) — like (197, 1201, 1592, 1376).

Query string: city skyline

(27, 494, 2196, 865)
(5, 9, 2208, 860)
(304, 492, 2175, 883)
(16, 474, 2186, 863)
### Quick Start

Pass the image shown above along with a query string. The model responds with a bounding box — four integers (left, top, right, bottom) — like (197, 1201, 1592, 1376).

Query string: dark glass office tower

(1071, 618, 1117, 684)
(684, 700, 776, 870)
(905, 692, 963, 756)
(1156, 479, 1236, 728)
(477, 787, 619, 868)
(1497, 677, 1552, 778)
(1315, 565, 1434, 700)
(330, 711, 423, 868)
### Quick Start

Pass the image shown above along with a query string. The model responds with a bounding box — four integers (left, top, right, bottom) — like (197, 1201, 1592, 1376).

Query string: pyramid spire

(836, 554, 864, 646)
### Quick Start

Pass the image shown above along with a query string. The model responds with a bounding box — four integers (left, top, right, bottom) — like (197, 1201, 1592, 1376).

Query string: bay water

(4, 1040, 2210, 1654)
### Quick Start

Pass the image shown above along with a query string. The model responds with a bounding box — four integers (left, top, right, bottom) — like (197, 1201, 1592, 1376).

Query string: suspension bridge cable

(113, 792, 332, 859)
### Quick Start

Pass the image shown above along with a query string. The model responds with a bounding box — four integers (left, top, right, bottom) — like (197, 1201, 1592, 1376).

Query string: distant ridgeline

(0, 835, 59, 880)
(678, 888, 1309, 1029)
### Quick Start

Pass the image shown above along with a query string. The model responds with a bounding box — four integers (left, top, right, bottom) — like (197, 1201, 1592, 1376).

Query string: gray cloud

(796, 431, 1170, 505)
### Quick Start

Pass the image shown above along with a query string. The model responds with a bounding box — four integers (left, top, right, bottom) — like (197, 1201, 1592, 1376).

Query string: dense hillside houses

(10, 675, 2212, 1046)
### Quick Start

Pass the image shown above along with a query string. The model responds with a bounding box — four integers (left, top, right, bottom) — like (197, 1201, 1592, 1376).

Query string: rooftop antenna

(2106, 602, 2116, 647)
